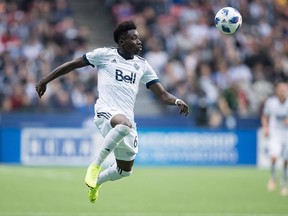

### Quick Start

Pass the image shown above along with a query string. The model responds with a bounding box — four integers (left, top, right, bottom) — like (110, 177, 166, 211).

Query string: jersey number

(133, 136, 138, 148)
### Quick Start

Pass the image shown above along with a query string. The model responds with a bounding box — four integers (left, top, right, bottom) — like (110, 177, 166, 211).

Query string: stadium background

(0, 0, 288, 215)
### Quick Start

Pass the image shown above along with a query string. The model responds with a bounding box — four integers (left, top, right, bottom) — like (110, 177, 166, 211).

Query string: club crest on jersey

(133, 63, 140, 70)
(111, 59, 117, 63)
(115, 69, 136, 84)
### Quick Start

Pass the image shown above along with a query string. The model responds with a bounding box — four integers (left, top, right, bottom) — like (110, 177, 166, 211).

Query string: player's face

(122, 30, 142, 55)
(276, 83, 288, 101)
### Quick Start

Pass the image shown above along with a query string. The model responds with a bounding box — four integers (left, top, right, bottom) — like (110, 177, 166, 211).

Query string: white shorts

(94, 108, 138, 161)
(268, 133, 288, 159)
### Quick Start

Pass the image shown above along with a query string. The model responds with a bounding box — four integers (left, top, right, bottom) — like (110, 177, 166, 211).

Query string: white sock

(93, 124, 131, 166)
(282, 166, 288, 187)
(271, 162, 276, 180)
(97, 163, 132, 186)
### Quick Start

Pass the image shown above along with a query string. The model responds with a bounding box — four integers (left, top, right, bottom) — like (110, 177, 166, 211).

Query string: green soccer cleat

(88, 184, 101, 203)
(85, 163, 101, 188)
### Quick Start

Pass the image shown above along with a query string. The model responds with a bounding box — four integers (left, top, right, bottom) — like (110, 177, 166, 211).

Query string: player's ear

(119, 39, 124, 45)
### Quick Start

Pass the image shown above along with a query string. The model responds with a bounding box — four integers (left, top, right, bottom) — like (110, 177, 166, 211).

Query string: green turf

(0, 165, 287, 216)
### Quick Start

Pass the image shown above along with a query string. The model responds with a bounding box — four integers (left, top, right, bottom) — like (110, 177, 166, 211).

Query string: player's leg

(280, 159, 288, 196)
(267, 135, 280, 192)
(97, 159, 134, 185)
(88, 160, 134, 203)
(89, 129, 138, 203)
(267, 157, 277, 191)
(96, 130, 138, 186)
(85, 114, 132, 188)
(94, 114, 132, 165)
(280, 140, 288, 196)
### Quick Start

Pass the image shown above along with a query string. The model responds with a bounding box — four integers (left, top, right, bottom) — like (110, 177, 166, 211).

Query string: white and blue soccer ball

(215, 7, 242, 35)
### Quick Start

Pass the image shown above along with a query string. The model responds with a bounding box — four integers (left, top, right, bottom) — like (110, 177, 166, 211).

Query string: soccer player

(35, 20, 189, 203)
(261, 80, 288, 196)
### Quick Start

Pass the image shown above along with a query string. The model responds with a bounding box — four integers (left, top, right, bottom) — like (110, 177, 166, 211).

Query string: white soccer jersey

(263, 96, 288, 135)
(84, 47, 159, 122)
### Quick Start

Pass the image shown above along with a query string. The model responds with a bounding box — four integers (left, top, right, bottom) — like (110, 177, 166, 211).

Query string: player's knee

(115, 124, 131, 136)
(120, 169, 132, 177)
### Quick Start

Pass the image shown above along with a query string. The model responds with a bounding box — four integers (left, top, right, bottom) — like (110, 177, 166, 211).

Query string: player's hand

(176, 99, 189, 116)
(35, 80, 47, 98)
(263, 127, 269, 137)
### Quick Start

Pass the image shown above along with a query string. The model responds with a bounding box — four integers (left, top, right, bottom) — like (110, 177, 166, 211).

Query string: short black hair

(113, 20, 137, 44)
(274, 78, 287, 86)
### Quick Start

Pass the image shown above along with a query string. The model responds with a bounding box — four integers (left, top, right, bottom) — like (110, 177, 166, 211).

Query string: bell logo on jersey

(115, 69, 136, 84)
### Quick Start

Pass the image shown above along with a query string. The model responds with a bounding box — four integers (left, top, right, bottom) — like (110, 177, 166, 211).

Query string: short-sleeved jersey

(263, 96, 288, 134)
(84, 47, 159, 122)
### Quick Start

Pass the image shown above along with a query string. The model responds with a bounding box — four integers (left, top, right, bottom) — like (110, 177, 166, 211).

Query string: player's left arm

(35, 57, 89, 98)
(284, 117, 288, 126)
(148, 82, 189, 116)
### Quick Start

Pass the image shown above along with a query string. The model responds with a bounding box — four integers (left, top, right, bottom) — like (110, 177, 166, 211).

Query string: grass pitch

(0, 166, 287, 216)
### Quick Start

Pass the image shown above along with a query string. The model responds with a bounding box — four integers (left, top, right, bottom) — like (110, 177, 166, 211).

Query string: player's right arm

(261, 113, 269, 137)
(35, 57, 89, 98)
(261, 98, 271, 137)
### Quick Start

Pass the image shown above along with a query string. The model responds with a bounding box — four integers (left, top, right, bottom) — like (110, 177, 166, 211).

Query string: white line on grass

(1, 212, 288, 216)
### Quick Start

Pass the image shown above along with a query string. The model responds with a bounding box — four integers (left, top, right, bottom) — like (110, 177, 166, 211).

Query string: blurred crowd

(0, 0, 288, 128)
(0, 0, 95, 114)
(106, 0, 288, 127)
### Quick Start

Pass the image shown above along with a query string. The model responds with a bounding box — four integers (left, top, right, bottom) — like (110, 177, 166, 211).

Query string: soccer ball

(215, 7, 242, 35)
